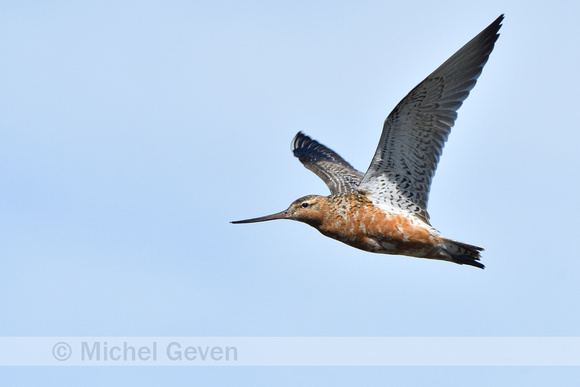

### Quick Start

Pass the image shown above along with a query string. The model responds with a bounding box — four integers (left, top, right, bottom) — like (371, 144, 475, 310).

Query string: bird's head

(231, 195, 327, 227)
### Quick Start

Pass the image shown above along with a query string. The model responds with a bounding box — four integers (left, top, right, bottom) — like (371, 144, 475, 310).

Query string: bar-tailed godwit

(232, 15, 504, 269)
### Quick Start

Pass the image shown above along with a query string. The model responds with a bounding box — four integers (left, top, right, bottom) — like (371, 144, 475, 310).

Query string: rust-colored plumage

(232, 16, 504, 269)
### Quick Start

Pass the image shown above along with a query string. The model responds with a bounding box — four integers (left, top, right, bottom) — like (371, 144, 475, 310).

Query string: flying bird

(232, 15, 503, 269)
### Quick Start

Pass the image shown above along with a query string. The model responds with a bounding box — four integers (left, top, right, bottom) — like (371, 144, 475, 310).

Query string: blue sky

(1, 0, 580, 385)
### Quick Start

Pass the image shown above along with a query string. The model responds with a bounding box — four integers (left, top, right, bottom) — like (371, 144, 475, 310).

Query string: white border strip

(1, 337, 579, 366)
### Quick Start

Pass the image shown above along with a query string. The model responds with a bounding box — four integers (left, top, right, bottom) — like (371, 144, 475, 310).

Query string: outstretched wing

(358, 15, 503, 223)
(292, 132, 364, 194)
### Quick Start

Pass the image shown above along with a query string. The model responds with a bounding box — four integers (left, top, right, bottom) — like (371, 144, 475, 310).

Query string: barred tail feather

(442, 238, 485, 269)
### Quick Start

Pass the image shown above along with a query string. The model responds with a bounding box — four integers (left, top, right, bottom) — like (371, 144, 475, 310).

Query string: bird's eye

(301, 202, 309, 208)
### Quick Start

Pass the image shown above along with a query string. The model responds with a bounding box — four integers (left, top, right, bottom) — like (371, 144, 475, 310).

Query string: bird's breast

(316, 195, 443, 256)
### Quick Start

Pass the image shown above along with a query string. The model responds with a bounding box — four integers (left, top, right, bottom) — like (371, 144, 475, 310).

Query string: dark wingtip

(291, 131, 312, 155)
(488, 14, 504, 37)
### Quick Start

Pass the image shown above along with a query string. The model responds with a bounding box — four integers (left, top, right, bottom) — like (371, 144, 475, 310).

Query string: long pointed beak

(231, 210, 288, 224)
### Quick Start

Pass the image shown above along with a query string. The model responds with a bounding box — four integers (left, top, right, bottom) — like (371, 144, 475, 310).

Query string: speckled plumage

(232, 15, 503, 269)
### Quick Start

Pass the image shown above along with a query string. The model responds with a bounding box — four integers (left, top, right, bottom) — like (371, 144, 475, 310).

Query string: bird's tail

(441, 238, 485, 269)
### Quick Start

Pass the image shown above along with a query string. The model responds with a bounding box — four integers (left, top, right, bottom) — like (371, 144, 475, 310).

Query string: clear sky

(1, 0, 579, 385)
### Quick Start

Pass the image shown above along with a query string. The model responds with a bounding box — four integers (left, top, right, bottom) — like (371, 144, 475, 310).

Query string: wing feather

(292, 132, 364, 194)
(358, 15, 503, 223)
